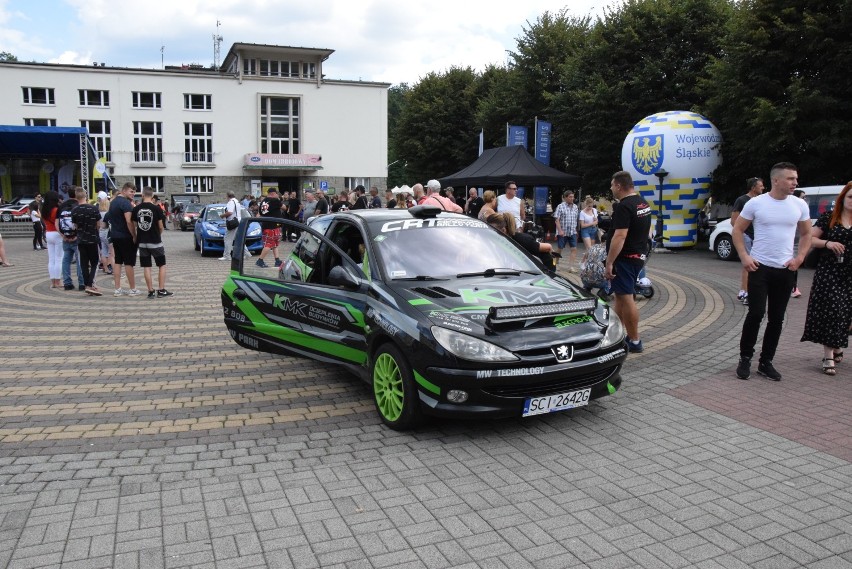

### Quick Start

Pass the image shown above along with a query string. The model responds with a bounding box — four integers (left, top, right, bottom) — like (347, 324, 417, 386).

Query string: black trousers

(77, 242, 100, 287)
(33, 221, 45, 248)
(740, 264, 796, 361)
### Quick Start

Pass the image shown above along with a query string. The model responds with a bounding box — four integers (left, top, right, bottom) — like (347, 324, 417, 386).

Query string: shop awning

(243, 153, 323, 170)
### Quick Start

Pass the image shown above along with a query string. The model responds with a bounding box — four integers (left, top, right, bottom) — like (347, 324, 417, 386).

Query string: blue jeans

(62, 239, 84, 287)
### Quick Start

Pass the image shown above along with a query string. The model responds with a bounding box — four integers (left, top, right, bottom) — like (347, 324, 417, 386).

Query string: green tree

(393, 67, 482, 183)
(476, 11, 592, 152)
(549, 0, 732, 196)
(0, 52, 17, 61)
(701, 0, 852, 201)
(387, 83, 410, 187)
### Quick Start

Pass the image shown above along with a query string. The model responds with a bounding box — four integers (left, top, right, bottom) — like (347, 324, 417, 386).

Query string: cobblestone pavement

(0, 230, 850, 569)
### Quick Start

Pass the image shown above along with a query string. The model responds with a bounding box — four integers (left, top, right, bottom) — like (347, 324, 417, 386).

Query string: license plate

(523, 388, 591, 417)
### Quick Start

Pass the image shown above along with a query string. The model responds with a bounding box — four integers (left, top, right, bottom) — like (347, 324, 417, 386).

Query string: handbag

(225, 199, 239, 230)
(802, 246, 824, 269)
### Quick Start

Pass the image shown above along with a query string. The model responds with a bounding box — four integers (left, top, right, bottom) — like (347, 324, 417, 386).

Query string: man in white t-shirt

(220, 190, 242, 261)
(732, 162, 811, 381)
(497, 181, 525, 231)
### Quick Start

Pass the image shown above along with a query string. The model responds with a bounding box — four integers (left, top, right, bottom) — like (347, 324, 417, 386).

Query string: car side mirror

(328, 265, 360, 290)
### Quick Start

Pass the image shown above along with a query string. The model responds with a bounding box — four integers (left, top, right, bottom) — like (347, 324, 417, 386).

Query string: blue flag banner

(535, 120, 551, 165)
(534, 187, 548, 215)
(507, 125, 528, 148)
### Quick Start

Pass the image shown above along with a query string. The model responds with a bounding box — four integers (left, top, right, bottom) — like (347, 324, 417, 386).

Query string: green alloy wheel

(372, 344, 421, 430)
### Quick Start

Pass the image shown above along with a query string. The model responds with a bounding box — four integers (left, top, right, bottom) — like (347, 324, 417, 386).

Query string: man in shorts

(132, 187, 173, 298)
(255, 189, 284, 268)
(731, 177, 764, 305)
(107, 182, 141, 296)
(553, 190, 579, 270)
(604, 171, 653, 353)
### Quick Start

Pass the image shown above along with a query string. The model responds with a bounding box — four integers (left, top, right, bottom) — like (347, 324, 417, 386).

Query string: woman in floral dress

(801, 183, 852, 375)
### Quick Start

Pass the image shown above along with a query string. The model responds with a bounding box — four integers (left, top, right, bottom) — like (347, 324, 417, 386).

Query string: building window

(184, 123, 213, 163)
(133, 121, 163, 162)
(22, 87, 55, 105)
(134, 176, 165, 193)
(183, 93, 211, 110)
(345, 177, 370, 191)
(81, 120, 112, 161)
(79, 89, 110, 107)
(260, 96, 300, 154)
(302, 62, 316, 79)
(243, 58, 256, 75)
(184, 176, 213, 193)
(132, 92, 161, 109)
(24, 118, 56, 127)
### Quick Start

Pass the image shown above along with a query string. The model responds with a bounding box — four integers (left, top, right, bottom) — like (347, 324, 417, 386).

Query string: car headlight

(183, 216, 191, 222)
(600, 311, 626, 348)
(204, 223, 223, 235)
(431, 326, 518, 362)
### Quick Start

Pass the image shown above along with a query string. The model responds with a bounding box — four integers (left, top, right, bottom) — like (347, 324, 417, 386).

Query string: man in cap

(422, 180, 463, 213)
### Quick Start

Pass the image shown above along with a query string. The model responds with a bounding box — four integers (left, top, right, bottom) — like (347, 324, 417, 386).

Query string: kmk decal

(273, 294, 307, 317)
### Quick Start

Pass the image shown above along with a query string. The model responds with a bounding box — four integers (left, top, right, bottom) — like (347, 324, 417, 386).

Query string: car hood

(397, 274, 605, 347)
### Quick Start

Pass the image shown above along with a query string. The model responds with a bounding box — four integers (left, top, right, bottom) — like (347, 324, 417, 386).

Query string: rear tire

(371, 343, 422, 430)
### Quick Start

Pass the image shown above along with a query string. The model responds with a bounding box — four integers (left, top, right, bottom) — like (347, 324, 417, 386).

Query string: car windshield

(186, 204, 203, 213)
(205, 206, 225, 222)
(370, 219, 542, 279)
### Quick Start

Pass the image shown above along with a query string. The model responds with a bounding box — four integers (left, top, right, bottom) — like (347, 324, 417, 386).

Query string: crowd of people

(31, 182, 173, 298)
(2, 167, 848, 377)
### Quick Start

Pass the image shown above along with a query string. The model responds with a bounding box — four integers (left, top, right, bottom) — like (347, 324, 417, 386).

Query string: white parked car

(709, 185, 843, 260)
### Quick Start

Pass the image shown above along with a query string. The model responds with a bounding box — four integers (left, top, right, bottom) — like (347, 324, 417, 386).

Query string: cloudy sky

(0, 0, 611, 85)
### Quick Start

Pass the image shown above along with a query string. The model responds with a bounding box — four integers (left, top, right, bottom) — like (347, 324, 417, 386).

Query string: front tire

(0, 213, 11, 222)
(372, 343, 422, 430)
(194, 236, 200, 251)
(715, 234, 736, 261)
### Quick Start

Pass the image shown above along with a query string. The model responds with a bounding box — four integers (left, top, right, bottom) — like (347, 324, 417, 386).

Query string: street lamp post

(654, 168, 668, 248)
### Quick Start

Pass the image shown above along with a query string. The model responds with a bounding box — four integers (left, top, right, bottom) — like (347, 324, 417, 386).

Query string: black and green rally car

(222, 206, 627, 429)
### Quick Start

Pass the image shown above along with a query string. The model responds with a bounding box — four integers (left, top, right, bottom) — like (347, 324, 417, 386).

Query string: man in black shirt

(107, 182, 141, 296)
(331, 191, 351, 213)
(256, 189, 284, 268)
(285, 191, 302, 242)
(131, 187, 172, 298)
(71, 187, 103, 295)
(314, 190, 329, 215)
(604, 171, 652, 353)
(384, 190, 397, 209)
(464, 188, 484, 219)
(731, 177, 764, 305)
(351, 185, 369, 210)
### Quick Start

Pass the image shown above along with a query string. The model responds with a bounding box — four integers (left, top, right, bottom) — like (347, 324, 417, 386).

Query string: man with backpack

(71, 187, 103, 296)
(57, 189, 85, 291)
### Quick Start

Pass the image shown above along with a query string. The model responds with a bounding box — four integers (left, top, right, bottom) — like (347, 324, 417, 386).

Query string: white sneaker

(218, 256, 229, 261)
(114, 288, 127, 297)
(128, 289, 142, 296)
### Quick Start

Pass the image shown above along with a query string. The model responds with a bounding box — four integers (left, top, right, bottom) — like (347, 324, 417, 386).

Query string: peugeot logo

(552, 344, 574, 363)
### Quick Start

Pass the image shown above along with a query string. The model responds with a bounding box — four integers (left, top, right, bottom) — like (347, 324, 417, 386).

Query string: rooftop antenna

(213, 20, 223, 68)
(160, 45, 164, 69)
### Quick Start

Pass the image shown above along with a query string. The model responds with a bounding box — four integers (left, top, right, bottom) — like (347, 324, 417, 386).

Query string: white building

(0, 42, 389, 202)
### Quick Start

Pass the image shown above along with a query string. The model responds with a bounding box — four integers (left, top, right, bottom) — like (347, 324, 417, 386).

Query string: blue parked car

(194, 204, 263, 256)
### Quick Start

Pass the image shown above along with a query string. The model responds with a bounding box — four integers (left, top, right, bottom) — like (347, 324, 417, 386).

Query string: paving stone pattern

(0, 231, 850, 568)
